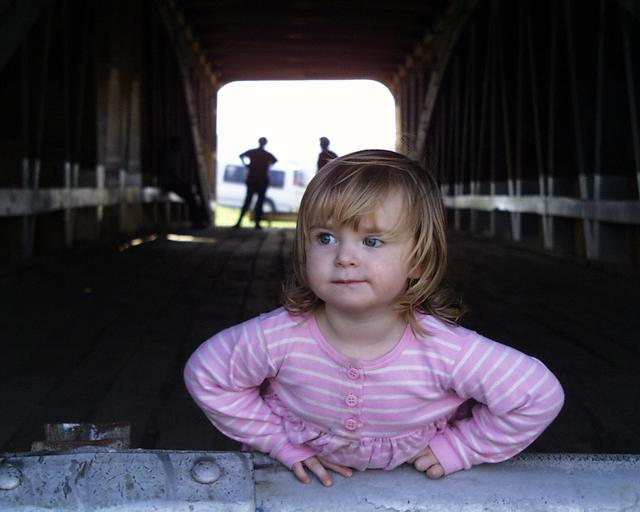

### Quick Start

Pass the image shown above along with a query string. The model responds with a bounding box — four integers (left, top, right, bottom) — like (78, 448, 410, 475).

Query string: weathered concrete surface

(253, 452, 640, 512)
(0, 450, 254, 511)
(0, 227, 638, 456)
(1, 450, 638, 511)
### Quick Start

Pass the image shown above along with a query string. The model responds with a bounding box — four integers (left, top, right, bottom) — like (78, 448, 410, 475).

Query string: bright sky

(216, 80, 397, 173)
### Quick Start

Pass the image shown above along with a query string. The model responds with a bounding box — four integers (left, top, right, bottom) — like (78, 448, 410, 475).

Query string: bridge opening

(214, 79, 396, 227)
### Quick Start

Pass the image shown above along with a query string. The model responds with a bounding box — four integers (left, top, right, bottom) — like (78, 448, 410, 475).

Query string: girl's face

(305, 189, 417, 317)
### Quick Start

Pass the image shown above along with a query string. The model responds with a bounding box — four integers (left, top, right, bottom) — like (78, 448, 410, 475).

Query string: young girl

(184, 149, 564, 486)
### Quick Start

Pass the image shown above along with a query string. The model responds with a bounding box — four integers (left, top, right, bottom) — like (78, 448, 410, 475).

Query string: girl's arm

(428, 334, 565, 475)
(184, 317, 316, 468)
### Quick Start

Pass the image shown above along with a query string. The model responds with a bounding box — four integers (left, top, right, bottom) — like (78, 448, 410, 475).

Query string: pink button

(347, 366, 360, 380)
(344, 418, 359, 431)
(345, 394, 359, 407)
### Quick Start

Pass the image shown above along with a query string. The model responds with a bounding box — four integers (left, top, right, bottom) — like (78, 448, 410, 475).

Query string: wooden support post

(593, 0, 606, 258)
(64, 161, 73, 247)
(35, 6, 51, 191)
(96, 164, 105, 235)
(152, 176, 159, 225)
(20, 6, 51, 258)
(546, 0, 559, 252)
(21, 37, 33, 259)
(489, 0, 498, 237)
(469, 23, 477, 196)
(496, 4, 519, 241)
(472, 18, 492, 234)
(453, 58, 461, 231)
(119, 168, 126, 232)
(564, 0, 595, 259)
(62, 0, 73, 248)
(511, 3, 525, 243)
(460, 40, 472, 233)
(620, 7, 640, 199)
(526, 2, 551, 250)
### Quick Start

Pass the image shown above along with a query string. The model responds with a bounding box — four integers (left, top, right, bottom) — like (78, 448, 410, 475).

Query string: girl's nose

(335, 246, 357, 267)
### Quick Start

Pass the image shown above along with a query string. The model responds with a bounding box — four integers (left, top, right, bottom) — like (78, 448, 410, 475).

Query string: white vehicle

(216, 163, 308, 213)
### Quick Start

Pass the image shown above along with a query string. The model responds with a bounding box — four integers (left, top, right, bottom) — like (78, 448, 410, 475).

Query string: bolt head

(0, 463, 22, 491)
(191, 459, 221, 484)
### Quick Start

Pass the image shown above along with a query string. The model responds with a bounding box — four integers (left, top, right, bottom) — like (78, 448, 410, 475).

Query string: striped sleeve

(183, 316, 316, 468)
(428, 333, 564, 475)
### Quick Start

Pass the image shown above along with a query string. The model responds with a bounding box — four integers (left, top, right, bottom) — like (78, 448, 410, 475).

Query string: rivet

(0, 463, 22, 491)
(191, 459, 221, 484)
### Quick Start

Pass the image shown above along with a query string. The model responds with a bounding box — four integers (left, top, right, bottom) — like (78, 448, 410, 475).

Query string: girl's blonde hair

(282, 149, 463, 332)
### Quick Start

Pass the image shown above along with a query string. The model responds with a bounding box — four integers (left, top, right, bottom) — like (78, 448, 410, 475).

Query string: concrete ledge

(0, 450, 254, 512)
(254, 453, 640, 511)
(1, 451, 638, 511)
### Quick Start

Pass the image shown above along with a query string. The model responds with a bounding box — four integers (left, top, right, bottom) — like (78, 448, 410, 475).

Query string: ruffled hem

(265, 393, 451, 471)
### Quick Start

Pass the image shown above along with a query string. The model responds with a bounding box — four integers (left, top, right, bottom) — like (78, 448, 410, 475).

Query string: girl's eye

(318, 233, 337, 245)
(363, 236, 383, 248)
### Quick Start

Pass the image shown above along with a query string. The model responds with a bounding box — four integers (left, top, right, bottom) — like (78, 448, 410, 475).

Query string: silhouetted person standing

(235, 137, 277, 229)
(317, 136, 337, 171)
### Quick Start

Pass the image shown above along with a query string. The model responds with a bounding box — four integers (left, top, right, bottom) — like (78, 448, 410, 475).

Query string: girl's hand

(408, 446, 445, 479)
(292, 456, 353, 486)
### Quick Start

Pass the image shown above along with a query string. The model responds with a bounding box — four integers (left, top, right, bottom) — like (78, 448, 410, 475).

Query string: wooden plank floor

(1, 227, 638, 455)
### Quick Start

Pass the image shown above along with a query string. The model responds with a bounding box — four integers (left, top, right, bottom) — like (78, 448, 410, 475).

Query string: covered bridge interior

(1, 0, 639, 263)
(1, 0, 640, 500)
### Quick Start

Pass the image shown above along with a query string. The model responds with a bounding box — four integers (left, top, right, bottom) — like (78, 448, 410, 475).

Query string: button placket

(343, 362, 363, 433)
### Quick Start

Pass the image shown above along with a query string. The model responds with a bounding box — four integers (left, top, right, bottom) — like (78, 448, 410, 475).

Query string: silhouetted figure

(235, 137, 277, 229)
(164, 136, 210, 229)
(317, 136, 337, 171)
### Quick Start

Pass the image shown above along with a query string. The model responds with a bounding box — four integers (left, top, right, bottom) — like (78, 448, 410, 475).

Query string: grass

(214, 204, 297, 229)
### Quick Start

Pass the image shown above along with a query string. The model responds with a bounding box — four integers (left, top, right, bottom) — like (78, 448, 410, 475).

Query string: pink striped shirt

(184, 307, 564, 475)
